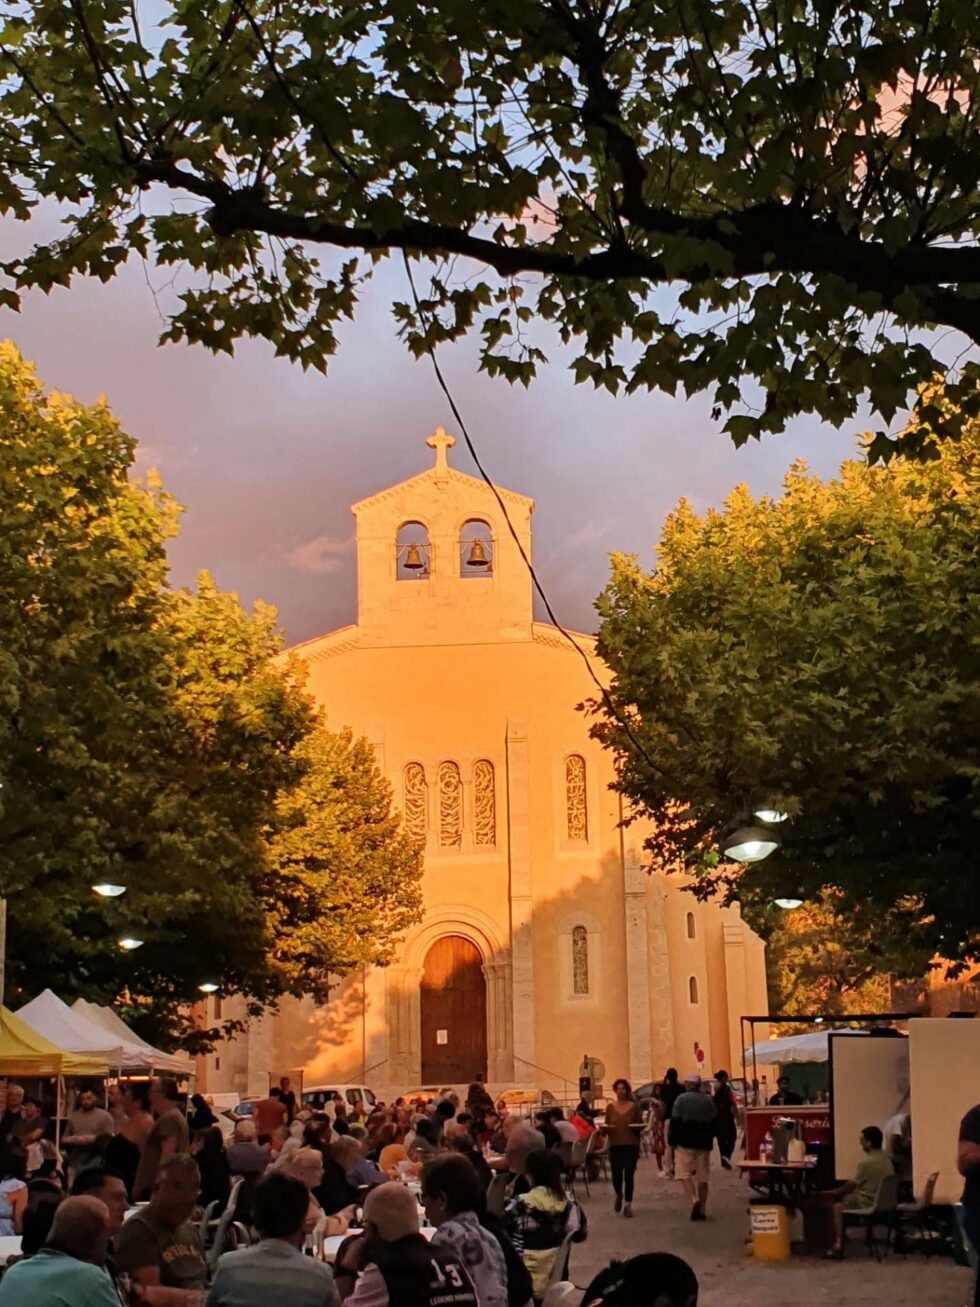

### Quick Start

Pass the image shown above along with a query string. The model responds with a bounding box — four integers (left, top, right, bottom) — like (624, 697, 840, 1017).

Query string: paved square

(567, 1154, 970, 1306)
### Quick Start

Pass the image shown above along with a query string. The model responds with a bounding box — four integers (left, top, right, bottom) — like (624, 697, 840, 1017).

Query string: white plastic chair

(541, 1283, 581, 1307)
(205, 1176, 245, 1273)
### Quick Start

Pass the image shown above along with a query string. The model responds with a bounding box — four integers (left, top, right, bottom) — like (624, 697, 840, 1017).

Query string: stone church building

(198, 430, 768, 1099)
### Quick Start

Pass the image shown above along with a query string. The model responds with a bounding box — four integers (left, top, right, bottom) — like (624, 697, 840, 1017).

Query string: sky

(0, 252, 860, 645)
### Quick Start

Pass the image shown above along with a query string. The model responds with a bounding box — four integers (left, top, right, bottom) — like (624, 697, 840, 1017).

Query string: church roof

(287, 620, 598, 664)
(350, 428, 534, 515)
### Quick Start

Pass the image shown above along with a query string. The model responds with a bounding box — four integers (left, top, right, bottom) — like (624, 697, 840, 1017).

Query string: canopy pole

(55, 1075, 63, 1153)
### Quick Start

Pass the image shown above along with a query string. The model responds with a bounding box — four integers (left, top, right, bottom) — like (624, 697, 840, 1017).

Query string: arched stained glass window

(572, 925, 589, 995)
(404, 763, 428, 840)
(473, 760, 496, 846)
(565, 755, 588, 841)
(689, 975, 700, 1005)
(438, 761, 463, 848)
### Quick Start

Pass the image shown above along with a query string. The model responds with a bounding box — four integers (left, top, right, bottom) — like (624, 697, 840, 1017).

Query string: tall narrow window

(565, 755, 588, 841)
(572, 925, 590, 995)
(438, 762, 463, 848)
(689, 975, 700, 1005)
(473, 760, 496, 846)
(686, 911, 697, 940)
(404, 763, 428, 840)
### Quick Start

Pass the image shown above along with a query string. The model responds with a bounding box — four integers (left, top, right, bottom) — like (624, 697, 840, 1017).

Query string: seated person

(768, 1077, 803, 1106)
(209, 1170, 341, 1306)
(113, 1153, 208, 1299)
(502, 1148, 584, 1299)
(580, 1253, 699, 1307)
(0, 1195, 122, 1307)
(824, 1125, 894, 1258)
(421, 1153, 508, 1307)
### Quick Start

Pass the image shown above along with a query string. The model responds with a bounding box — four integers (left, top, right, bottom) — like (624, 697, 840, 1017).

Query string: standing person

(769, 1076, 803, 1106)
(0, 1085, 24, 1145)
(466, 1074, 495, 1116)
(208, 1171, 341, 1307)
(133, 1079, 190, 1201)
(253, 1087, 288, 1141)
(713, 1072, 738, 1171)
(105, 1082, 154, 1200)
(194, 1126, 231, 1211)
(345, 1182, 478, 1307)
(648, 1086, 666, 1175)
(107, 1083, 127, 1133)
(278, 1077, 298, 1124)
(63, 1085, 116, 1176)
(660, 1069, 683, 1179)
(603, 1080, 644, 1217)
(113, 1153, 208, 1297)
(421, 1154, 509, 1307)
(668, 1074, 717, 1222)
(188, 1093, 218, 1134)
(958, 1098, 980, 1306)
(11, 1098, 46, 1175)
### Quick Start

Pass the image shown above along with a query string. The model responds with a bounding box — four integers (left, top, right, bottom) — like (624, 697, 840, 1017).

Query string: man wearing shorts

(668, 1074, 717, 1221)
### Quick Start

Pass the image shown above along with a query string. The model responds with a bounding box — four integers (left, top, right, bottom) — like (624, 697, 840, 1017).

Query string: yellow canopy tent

(0, 1006, 108, 1077)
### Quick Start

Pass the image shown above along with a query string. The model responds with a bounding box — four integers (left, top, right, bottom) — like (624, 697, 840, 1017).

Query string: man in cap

(667, 1075, 717, 1222)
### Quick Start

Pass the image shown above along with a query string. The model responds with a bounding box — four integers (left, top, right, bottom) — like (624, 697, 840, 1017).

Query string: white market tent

(15, 989, 128, 1068)
(743, 1028, 868, 1065)
(71, 997, 193, 1077)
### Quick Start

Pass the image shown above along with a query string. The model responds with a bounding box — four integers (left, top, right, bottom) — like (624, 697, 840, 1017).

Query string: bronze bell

(403, 543, 425, 570)
(465, 539, 491, 568)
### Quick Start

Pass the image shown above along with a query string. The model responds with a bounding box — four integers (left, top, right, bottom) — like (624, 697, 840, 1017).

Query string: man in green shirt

(0, 1195, 123, 1306)
(827, 1125, 894, 1257)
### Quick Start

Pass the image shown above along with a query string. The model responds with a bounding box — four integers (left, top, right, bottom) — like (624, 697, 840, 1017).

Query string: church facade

(198, 431, 767, 1099)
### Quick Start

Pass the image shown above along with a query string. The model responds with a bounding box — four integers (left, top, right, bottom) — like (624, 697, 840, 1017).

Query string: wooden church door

(420, 936, 488, 1083)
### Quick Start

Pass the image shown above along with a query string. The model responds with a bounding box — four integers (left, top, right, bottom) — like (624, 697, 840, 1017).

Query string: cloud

(561, 519, 612, 551)
(285, 533, 354, 575)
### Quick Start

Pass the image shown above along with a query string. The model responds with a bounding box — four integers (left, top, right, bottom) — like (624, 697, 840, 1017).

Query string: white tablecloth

(0, 1235, 22, 1267)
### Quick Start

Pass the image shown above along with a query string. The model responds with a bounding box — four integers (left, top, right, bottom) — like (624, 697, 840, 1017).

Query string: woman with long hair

(194, 1125, 231, 1210)
(602, 1078, 644, 1216)
(503, 1148, 583, 1300)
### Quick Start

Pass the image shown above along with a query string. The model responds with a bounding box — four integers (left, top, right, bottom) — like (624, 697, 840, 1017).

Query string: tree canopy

(591, 395, 980, 967)
(0, 343, 422, 1046)
(1, 0, 979, 454)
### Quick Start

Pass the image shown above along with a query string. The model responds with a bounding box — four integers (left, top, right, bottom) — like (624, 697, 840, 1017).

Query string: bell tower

(351, 429, 535, 647)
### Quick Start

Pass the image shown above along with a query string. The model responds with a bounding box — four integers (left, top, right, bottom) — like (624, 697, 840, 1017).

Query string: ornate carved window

(572, 925, 589, 995)
(565, 755, 588, 841)
(404, 763, 428, 839)
(686, 911, 697, 940)
(438, 762, 463, 848)
(689, 975, 700, 1005)
(473, 760, 496, 846)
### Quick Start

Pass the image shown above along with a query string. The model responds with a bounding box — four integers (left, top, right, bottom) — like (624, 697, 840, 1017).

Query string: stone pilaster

(483, 956, 515, 1083)
(622, 831, 653, 1085)
(646, 875, 676, 1073)
(506, 719, 535, 1084)
(385, 964, 424, 1087)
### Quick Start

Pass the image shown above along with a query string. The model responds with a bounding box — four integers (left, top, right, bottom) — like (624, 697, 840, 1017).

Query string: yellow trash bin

(750, 1204, 791, 1261)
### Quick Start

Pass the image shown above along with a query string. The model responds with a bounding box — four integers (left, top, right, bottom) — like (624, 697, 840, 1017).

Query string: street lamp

(118, 937, 144, 951)
(754, 809, 788, 824)
(774, 897, 804, 909)
(723, 826, 780, 863)
(92, 883, 126, 898)
(198, 983, 219, 994)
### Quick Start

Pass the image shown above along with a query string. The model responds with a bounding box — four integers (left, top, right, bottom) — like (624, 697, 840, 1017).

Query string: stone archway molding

(386, 905, 513, 1090)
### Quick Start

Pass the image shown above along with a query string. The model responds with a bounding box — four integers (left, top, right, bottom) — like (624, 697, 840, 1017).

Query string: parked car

(301, 1083, 378, 1114)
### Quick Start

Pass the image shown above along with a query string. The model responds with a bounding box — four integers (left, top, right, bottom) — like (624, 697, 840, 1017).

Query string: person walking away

(668, 1075, 717, 1221)
(113, 1153, 208, 1298)
(63, 1085, 116, 1178)
(422, 1154, 509, 1307)
(958, 1099, 980, 1306)
(207, 1170, 340, 1307)
(603, 1080, 643, 1216)
(824, 1126, 894, 1258)
(648, 1086, 666, 1175)
(502, 1148, 584, 1300)
(713, 1072, 738, 1170)
(133, 1079, 190, 1201)
(0, 1194, 123, 1307)
(660, 1069, 683, 1179)
(345, 1181, 479, 1307)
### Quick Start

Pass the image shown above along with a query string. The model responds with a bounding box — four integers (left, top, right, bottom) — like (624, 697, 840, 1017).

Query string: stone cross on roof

(426, 427, 456, 476)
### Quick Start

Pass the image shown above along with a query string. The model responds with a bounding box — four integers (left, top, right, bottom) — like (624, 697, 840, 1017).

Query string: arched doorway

(420, 936, 487, 1083)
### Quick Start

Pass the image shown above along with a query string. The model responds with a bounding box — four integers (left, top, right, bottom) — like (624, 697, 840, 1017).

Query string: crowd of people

(0, 1073, 605, 1307)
